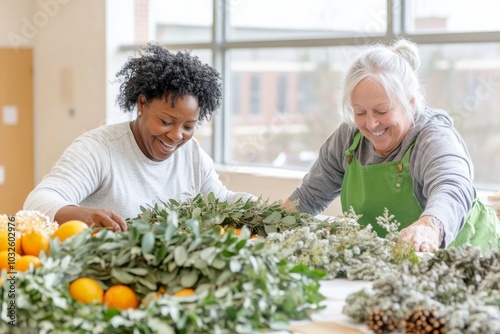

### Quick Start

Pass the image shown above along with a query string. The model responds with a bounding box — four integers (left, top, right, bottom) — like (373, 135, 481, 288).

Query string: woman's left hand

(398, 216, 440, 252)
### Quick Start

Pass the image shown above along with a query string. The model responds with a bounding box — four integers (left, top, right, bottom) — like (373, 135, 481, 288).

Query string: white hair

(341, 38, 426, 124)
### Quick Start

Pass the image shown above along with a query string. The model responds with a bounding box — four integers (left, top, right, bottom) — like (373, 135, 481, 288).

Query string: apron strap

(345, 131, 362, 163)
(397, 142, 415, 173)
(345, 131, 415, 170)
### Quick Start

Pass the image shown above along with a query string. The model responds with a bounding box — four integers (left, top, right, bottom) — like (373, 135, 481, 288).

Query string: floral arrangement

(0, 201, 325, 334)
(2, 196, 498, 334)
(0, 210, 58, 235)
(263, 208, 417, 280)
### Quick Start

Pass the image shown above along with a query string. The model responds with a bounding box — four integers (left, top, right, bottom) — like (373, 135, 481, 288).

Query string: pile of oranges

(68, 277, 196, 310)
(1, 216, 197, 312)
(0, 219, 89, 273)
(69, 278, 139, 310)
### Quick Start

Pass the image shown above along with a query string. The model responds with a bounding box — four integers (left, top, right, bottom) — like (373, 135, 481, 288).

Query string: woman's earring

(138, 111, 142, 117)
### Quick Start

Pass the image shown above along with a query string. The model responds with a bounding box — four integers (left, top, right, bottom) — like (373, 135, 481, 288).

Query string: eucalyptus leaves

(0, 200, 325, 334)
(133, 192, 322, 236)
(4, 193, 495, 334)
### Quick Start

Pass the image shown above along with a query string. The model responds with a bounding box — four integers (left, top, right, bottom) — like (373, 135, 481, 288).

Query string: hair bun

(392, 39, 420, 71)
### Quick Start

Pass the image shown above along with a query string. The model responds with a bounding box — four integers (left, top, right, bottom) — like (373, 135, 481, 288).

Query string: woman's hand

(55, 206, 127, 232)
(281, 198, 297, 211)
(398, 215, 441, 252)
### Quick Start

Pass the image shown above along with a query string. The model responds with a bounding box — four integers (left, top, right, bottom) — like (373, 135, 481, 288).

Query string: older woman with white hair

(283, 38, 499, 252)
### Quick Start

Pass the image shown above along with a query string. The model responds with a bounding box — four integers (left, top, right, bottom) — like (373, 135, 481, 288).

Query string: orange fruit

(0, 250, 21, 272)
(16, 255, 41, 272)
(69, 277, 104, 304)
(0, 229, 23, 254)
(52, 220, 89, 243)
(104, 285, 139, 310)
(21, 230, 50, 257)
(173, 288, 195, 297)
(226, 227, 242, 236)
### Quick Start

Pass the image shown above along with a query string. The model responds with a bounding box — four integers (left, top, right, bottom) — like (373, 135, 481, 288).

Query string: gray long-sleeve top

(289, 107, 475, 246)
(24, 122, 256, 222)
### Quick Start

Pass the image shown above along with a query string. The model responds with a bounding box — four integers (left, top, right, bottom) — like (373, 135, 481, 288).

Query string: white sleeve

(23, 135, 111, 221)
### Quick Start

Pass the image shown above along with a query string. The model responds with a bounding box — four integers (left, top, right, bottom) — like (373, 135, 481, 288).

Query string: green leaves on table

(127, 193, 325, 237)
(2, 196, 326, 334)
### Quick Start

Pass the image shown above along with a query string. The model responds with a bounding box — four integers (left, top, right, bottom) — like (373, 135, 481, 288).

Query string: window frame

(119, 0, 500, 179)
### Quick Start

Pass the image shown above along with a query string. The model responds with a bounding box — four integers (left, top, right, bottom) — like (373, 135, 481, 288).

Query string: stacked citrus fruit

(3, 211, 203, 314)
(0, 212, 89, 274)
(68, 277, 196, 310)
(69, 278, 139, 310)
(0, 228, 47, 272)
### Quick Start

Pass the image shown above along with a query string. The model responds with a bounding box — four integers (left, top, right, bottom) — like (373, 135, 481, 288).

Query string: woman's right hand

(281, 198, 297, 211)
(398, 215, 441, 252)
(55, 205, 127, 232)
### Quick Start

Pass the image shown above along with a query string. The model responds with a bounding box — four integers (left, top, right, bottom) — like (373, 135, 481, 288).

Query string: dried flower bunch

(0, 210, 59, 235)
(263, 208, 417, 280)
(130, 198, 417, 280)
(0, 197, 325, 333)
(343, 245, 500, 334)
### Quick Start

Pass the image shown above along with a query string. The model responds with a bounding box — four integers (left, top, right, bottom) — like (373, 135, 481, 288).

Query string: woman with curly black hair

(24, 43, 256, 231)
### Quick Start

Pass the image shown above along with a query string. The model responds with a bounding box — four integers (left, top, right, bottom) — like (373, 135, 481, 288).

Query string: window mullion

(212, 0, 225, 163)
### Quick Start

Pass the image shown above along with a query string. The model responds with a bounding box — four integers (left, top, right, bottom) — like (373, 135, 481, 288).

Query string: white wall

(0, 0, 35, 47)
(105, 0, 135, 125)
(217, 167, 342, 216)
(34, 0, 107, 181)
(1, 0, 107, 182)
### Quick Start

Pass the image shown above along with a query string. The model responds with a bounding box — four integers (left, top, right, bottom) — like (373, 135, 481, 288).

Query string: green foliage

(0, 194, 437, 333)
(0, 195, 326, 333)
(128, 193, 323, 237)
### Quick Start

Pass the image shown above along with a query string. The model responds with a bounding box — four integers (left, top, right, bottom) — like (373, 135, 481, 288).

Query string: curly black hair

(115, 42, 222, 123)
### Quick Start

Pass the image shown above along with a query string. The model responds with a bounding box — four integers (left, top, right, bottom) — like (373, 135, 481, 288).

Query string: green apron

(341, 132, 500, 252)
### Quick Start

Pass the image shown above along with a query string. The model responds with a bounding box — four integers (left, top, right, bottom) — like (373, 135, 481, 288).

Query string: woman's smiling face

(351, 77, 413, 156)
(133, 94, 199, 161)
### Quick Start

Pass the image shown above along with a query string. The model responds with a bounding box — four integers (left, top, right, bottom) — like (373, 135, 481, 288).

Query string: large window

(227, 0, 386, 41)
(118, 0, 500, 189)
(417, 43, 500, 188)
(406, 0, 500, 33)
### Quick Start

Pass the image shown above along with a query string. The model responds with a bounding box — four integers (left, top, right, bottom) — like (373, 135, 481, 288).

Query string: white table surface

(306, 279, 372, 333)
(273, 279, 373, 334)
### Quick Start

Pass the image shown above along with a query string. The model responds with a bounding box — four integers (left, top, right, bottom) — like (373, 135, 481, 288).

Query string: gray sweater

(24, 122, 255, 221)
(289, 108, 475, 246)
